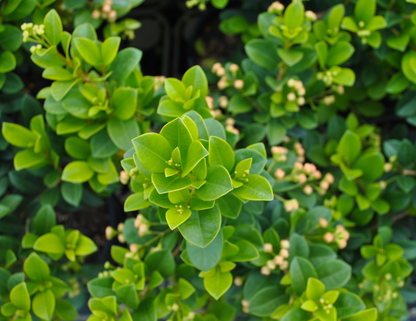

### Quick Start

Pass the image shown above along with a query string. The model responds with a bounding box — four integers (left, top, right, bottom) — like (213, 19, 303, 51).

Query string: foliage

(2, 0, 416, 321)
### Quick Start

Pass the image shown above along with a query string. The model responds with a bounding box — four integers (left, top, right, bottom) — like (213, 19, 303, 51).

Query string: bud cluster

(225, 118, 239, 135)
(324, 225, 350, 249)
(261, 240, 290, 276)
(92, 0, 117, 22)
(212, 62, 245, 92)
(268, 1, 284, 14)
(271, 78, 307, 115)
(134, 214, 150, 237)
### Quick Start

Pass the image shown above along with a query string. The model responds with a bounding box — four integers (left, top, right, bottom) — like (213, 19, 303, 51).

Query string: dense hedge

(1, 0, 416, 321)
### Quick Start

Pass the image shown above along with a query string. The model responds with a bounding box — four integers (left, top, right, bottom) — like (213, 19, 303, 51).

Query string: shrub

(1, 0, 416, 321)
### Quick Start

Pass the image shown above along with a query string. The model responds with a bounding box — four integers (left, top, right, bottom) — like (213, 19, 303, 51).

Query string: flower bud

(287, 92, 296, 102)
(320, 181, 329, 190)
(138, 224, 148, 237)
(206, 96, 214, 109)
(280, 260, 289, 270)
(324, 95, 335, 105)
(108, 10, 117, 22)
(120, 171, 129, 185)
(216, 67, 225, 77)
(303, 185, 313, 195)
(274, 255, 284, 265)
(129, 243, 138, 252)
(261, 266, 271, 275)
(241, 299, 250, 308)
(313, 171, 322, 179)
(299, 173, 307, 184)
(117, 233, 125, 243)
(280, 248, 289, 258)
(229, 64, 239, 72)
(102, 4, 111, 12)
(338, 239, 347, 249)
(234, 277, 243, 287)
(305, 10, 317, 21)
(319, 218, 328, 228)
(324, 232, 334, 243)
(268, 1, 284, 14)
(325, 173, 334, 184)
(280, 240, 290, 249)
(211, 62, 221, 73)
(303, 163, 315, 174)
(379, 181, 387, 189)
(264, 243, 273, 253)
(274, 168, 285, 179)
(297, 87, 306, 96)
(287, 78, 296, 87)
(219, 96, 229, 108)
(105, 226, 117, 240)
(117, 223, 124, 232)
(234, 79, 244, 90)
(384, 163, 392, 172)
(297, 97, 305, 106)
(267, 260, 276, 270)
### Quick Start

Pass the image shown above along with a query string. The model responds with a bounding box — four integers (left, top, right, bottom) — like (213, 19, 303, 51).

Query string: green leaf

(337, 130, 361, 165)
(10, 282, 30, 311)
(144, 250, 175, 278)
(133, 298, 156, 321)
(209, 136, 235, 173)
(74, 38, 101, 66)
(249, 286, 289, 317)
(165, 78, 186, 101)
(332, 68, 355, 86)
(160, 118, 193, 160)
(228, 240, 259, 261)
(178, 278, 195, 299)
(341, 308, 377, 321)
(290, 257, 318, 295)
(178, 205, 221, 248)
(182, 141, 208, 177)
(0, 51, 16, 73)
(125, 193, 152, 211)
(245, 39, 279, 70)
(132, 133, 172, 173)
(54, 299, 78, 321)
(87, 277, 115, 298)
(33, 289, 55, 320)
(23, 253, 50, 281)
(232, 175, 273, 201)
(65, 136, 90, 159)
(108, 118, 140, 151)
(62, 161, 94, 183)
(187, 231, 223, 271)
(2, 122, 37, 148)
(182, 65, 208, 108)
(75, 235, 97, 256)
(44, 9, 63, 45)
(101, 37, 121, 66)
(284, 1, 304, 30)
(289, 234, 309, 260)
(203, 269, 232, 300)
(166, 207, 192, 230)
(14, 149, 49, 171)
(354, 152, 384, 181)
(33, 233, 65, 255)
(152, 173, 193, 194)
(91, 129, 119, 158)
(334, 291, 366, 318)
(61, 182, 82, 207)
(116, 285, 139, 309)
(402, 51, 416, 84)
(306, 278, 325, 301)
(277, 48, 304, 66)
(112, 87, 138, 120)
(195, 165, 233, 201)
(110, 48, 142, 84)
(308, 244, 337, 267)
(216, 194, 242, 219)
(316, 260, 351, 290)
(354, 0, 375, 25)
(326, 41, 354, 66)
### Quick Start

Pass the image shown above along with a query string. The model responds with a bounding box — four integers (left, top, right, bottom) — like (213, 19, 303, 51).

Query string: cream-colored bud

(102, 4, 111, 12)
(117, 223, 124, 232)
(305, 10, 317, 21)
(280, 248, 289, 258)
(234, 277, 243, 287)
(338, 239, 347, 249)
(138, 224, 148, 237)
(384, 163, 392, 172)
(297, 87, 306, 96)
(313, 171, 322, 179)
(280, 240, 290, 249)
(118, 234, 125, 243)
(274, 168, 285, 179)
(325, 173, 334, 184)
(274, 255, 284, 265)
(261, 266, 271, 275)
(268, 1, 284, 13)
(299, 173, 307, 184)
(319, 218, 328, 228)
(119, 171, 129, 185)
(264, 243, 273, 253)
(234, 79, 244, 90)
(241, 299, 250, 308)
(320, 181, 329, 190)
(206, 96, 214, 109)
(280, 260, 289, 270)
(267, 260, 276, 270)
(303, 185, 313, 195)
(324, 232, 334, 243)
(287, 92, 296, 102)
(229, 64, 239, 72)
(91, 10, 101, 19)
(129, 243, 138, 252)
(211, 62, 221, 73)
(297, 97, 305, 106)
(219, 96, 229, 108)
(216, 67, 225, 77)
